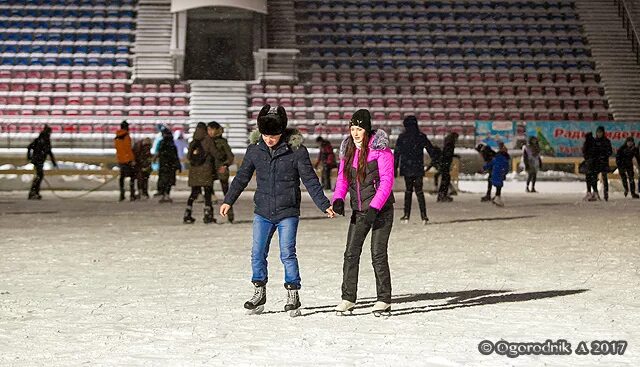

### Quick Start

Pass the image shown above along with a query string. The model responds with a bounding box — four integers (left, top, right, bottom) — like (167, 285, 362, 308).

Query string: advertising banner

(525, 121, 640, 157)
(474, 121, 517, 149)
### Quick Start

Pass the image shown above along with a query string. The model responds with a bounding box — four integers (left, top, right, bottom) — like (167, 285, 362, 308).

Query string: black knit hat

(257, 104, 288, 135)
(596, 125, 605, 134)
(120, 120, 129, 130)
(350, 109, 372, 133)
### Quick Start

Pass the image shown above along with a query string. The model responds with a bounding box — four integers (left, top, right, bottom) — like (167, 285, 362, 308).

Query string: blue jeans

(251, 214, 301, 289)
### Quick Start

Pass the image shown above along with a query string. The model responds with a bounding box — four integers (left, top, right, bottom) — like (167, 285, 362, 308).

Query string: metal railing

(614, 0, 640, 64)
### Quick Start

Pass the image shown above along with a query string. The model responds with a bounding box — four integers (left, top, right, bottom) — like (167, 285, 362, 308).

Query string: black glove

(364, 207, 378, 226)
(333, 199, 345, 216)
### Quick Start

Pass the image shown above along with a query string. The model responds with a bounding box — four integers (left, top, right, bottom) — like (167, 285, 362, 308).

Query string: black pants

(437, 164, 451, 198)
(586, 170, 598, 193)
(485, 172, 493, 197)
(188, 186, 212, 207)
(158, 172, 175, 195)
(526, 171, 537, 189)
(495, 185, 502, 196)
(601, 172, 609, 196)
(403, 176, 427, 218)
(619, 167, 636, 194)
(342, 208, 393, 304)
(321, 164, 333, 190)
(137, 172, 150, 197)
(29, 163, 44, 196)
(119, 163, 136, 198)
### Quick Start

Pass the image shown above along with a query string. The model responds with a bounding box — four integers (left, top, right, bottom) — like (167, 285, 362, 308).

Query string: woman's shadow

(284, 288, 588, 317)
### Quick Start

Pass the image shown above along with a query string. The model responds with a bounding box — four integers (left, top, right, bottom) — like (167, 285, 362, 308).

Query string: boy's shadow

(285, 288, 588, 317)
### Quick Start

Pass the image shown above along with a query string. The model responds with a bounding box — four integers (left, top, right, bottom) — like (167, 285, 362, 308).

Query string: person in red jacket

(314, 136, 337, 190)
(114, 121, 136, 201)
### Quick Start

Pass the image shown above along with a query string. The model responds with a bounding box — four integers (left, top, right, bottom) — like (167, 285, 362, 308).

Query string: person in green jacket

(208, 121, 236, 222)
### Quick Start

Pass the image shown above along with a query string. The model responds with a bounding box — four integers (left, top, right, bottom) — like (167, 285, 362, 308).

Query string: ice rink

(1, 184, 638, 366)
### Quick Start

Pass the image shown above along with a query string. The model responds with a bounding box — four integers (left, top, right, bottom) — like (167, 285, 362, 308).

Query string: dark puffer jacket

(592, 135, 613, 173)
(223, 129, 330, 222)
(393, 116, 436, 177)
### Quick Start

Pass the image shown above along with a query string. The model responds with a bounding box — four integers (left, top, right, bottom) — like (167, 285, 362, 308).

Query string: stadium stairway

(577, 0, 640, 121)
(133, 0, 176, 79)
(189, 80, 249, 146)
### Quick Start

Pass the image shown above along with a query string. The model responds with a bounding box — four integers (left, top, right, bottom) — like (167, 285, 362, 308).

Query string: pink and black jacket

(332, 129, 395, 212)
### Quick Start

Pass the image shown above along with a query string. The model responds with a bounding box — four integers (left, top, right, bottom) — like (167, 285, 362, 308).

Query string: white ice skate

(335, 300, 355, 316)
(492, 196, 504, 207)
(371, 301, 391, 317)
(284, 289, 302, 317)
(583, 192, 593, 201)
(244, 283, 266, 315)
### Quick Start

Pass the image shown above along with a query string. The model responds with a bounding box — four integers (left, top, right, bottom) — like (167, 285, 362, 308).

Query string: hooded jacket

(615, 141, 640, 170)
(333, 129, 395, 212)
(484, 151, 510, 187)
(27, 131, 56, 166)
(223, 128, 330, 222)
(394, 116, 436, 177)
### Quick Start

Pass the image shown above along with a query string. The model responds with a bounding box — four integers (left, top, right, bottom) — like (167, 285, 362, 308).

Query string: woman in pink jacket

(331, 109, 395, 316)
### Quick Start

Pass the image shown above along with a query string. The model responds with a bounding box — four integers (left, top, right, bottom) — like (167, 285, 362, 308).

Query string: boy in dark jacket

(220, 105, 335, 316)
(184, 122, 219, 223)
(475, 143, 497, 202)
(616, 137, 639, 198)
(27, 125, 57, 199)
(394, 115, 434, 224)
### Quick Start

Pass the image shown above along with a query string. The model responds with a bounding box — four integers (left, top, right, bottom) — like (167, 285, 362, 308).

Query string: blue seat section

(294, 0, 593, 74)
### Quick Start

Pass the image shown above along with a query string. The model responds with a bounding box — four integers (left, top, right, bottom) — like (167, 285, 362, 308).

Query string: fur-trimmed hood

(339, 129, 389, 159)
(249, 128, 304, 149)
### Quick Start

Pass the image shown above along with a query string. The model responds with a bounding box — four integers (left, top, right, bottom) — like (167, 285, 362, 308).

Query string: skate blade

(335, 309, 354, 316)
(245, 305, 264, 315)
(289, 309, 302, 317)
(372, 309, 391, 318)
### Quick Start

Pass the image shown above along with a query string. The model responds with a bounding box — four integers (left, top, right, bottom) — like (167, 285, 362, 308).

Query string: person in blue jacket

(483, 142, 510, 207)
(220, 105, 335, 315)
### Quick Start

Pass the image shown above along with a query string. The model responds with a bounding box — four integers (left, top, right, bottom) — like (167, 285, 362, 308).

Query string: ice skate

(203, 206, 216, 224)
(335, 300, 355, 316)
(480, 195, 492, 202)
(371, 301, 391, 317)
(526, 187, 531, 193)
(400, 215, 410, 224)
(284, 289, 301, 317)
(183, 207, 195, 224)
(632, 193, 639, 199)
(583, 192, 593, 201)
(492, 196, 504, 207)
(421, 216, 429, 225)
(244, 283, 266, 315)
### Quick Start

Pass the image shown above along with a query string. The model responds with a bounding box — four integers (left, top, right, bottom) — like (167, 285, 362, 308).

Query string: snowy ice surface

(0, 190, 638, 366)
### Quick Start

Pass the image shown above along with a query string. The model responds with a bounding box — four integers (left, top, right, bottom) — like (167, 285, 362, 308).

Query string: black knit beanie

(350, 109, 372, 133)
